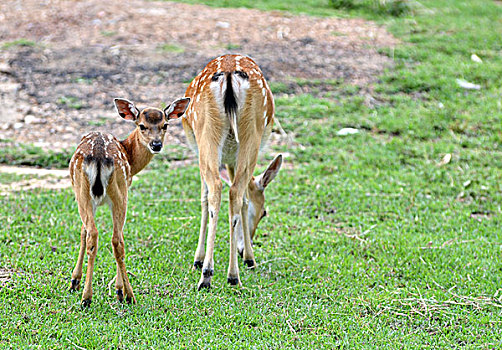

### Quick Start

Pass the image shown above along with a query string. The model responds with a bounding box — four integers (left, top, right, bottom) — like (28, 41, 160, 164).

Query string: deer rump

(83, 155, 114, 198)
(211, 70, 250, 144)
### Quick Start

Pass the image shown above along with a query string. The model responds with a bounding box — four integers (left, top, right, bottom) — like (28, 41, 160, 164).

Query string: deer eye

(162, 123, 168, 130)
(139, 124, 147, 131)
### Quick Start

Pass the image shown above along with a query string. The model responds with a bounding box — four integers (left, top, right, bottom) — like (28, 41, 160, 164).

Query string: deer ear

(164, 97, 190, 120)
(114, 98, 139, 121)
(257, 154, 283, 190)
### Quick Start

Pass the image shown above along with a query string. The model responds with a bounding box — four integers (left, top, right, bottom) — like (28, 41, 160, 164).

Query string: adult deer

(171, 54, 283, 290)
(68, 97, 190, 306)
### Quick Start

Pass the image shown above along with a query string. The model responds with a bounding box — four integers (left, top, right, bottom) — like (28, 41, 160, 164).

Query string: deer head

(114, 98, 190, 154)
(246, 154, 283, 239)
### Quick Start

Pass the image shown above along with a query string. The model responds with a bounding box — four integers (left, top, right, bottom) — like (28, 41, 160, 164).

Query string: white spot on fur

(121, 164, 127, 181)
(257, 79, 263, 88)
(196, 94, 201, 103)
(193, 110, 198, 121)
(235, 56, 242, 70)
(263, 95, 267, 107)
(72, 158, 78, 182)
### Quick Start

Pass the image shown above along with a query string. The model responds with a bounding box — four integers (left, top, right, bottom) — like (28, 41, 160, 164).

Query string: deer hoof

(202, 267, 214, 278)
(81, 299, 92, 307)
(193, 261, 203, 269)
(116, 289, 124, 302)
(198, 278, 211, 291)
(238, 249, 243, 258)
(69, 279, 80, 291)
(126, 295, 136, 304)
(227, 276, 241, 286)
(244, 259, 256, 269)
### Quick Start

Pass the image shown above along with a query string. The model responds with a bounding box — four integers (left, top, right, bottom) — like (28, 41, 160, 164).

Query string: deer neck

(120, 129, 154, 177)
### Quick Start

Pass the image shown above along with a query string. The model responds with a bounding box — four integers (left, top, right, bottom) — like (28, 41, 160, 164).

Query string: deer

(68, 97, 190, 306)
(168, 54, 283, 290)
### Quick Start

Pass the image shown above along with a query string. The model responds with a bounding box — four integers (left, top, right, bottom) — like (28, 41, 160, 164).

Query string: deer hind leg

(227, 145, 260, 285)
(193, 180, 209, 269)
(197, 154, 222, 290)
(76, 189, 99, 306)
(109, 182, 136, 304)
(69, 224, 86, 291)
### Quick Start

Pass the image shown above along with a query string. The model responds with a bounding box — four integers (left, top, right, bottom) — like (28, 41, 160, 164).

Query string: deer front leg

(226, 165, 246, 259)
(193, 181, 209, 269)
(227, 186, 242, 286)
(230, 145, 259, 278)
(111, 230, 135, 304)
(69, 224, 86, 291)
(241, 193, 256, 268)
(227, 180, 252, 286)
(197, 167, 222, 290)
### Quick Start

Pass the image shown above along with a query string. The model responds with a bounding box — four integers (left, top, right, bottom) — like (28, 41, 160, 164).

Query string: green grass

(1, 0, 502, 348)
(1, 39, 37, 49)
(0, 141, 73, 169)
(157, 43, 185, 54)
(0, 172, 30, 185)
(58, 96, 84, 110)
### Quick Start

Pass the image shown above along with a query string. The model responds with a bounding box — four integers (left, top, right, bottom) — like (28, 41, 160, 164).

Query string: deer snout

(150, 140, 163, 153)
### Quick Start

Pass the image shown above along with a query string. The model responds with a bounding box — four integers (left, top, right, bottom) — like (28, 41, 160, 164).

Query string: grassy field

(1, 0, 502, 348)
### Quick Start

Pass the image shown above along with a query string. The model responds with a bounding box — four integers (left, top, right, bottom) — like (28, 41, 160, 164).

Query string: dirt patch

(0, 159, 197, 194)
(0, 165, 68, 177)
(0, 0, 397, 151)
(0, 165, 70, 194)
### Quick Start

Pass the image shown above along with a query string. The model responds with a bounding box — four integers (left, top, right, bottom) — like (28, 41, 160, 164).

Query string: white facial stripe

(248, 200, 257, 228)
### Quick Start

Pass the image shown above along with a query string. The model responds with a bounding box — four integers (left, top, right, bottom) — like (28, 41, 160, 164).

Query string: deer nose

(150, 140, 163, 152)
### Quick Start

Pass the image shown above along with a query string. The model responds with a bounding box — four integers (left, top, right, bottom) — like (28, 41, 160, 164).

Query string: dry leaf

(438, 153, 452, 166)
(470, 54, 482, 63)
(456, 79, 481, 90)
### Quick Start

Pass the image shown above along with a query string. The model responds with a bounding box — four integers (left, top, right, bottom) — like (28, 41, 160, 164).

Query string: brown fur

(173, 55, 281, 290)
(68, 98, 189, 306)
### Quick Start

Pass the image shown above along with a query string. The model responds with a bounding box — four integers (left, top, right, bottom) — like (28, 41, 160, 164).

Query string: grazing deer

(68, 97, 190, 306)
(169, 54, 283, 290)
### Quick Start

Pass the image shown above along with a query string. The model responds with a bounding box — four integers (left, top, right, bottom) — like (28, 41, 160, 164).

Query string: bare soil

(0, 0, 397, 152)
